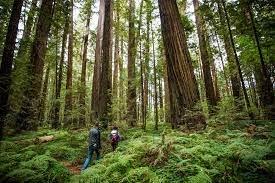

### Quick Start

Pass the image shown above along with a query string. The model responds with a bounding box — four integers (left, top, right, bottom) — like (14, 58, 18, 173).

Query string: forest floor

(0, 120, 274, 183)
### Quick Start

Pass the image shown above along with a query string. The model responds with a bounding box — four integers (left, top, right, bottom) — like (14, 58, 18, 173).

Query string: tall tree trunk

(119, 36, 124, 120)
(53, 14, 69, 129)
(152, 24, 158, 130)
(64, 0, 74, 127)
(205, 32, 220, 101)
(0, 0, 24, 139)
(158, 0, 204, 128)
(98, 0, 112, 128)
(17, 0, 38, 57)
(91, 0, 105, 121)
(38, 65, 50, 123)
(193, 0, 217, 110)
(113, 10, 120, 100)
(144, 0, 150, 122)
(221, 0, 253, 118)
(159, 76, 164, 122)
(9, 0, 38, 114)
(215, 32, 230, 96)
(16, 0, 55, 131)
(163, 50, 170, 124)
(79, 0, 92, 127)
(217, 0, 241, 100)
(127, 0, 137, 127)
(240, 0, 274, 119)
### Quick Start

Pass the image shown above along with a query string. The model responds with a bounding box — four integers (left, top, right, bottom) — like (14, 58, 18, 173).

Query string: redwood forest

(0, 0, 274, 182)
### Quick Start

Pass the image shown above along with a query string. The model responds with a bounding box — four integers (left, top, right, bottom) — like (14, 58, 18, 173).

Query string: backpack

(111, 130, 119, 143)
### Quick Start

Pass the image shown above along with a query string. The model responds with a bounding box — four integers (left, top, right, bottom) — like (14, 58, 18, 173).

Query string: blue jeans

(81, 146, 100, 170)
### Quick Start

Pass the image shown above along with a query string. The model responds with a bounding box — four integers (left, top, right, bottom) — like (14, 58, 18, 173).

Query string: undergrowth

(0, 119, 274, 183)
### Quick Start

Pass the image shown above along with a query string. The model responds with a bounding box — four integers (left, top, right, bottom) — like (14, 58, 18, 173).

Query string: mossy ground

(0, 120, 274, 183)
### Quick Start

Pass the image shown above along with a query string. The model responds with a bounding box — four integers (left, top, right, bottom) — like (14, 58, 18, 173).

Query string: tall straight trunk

(215, 32, 230, 96)
(79, 0, 92, 126)
(159, 77, 163, 122)
(152, 24, 158, 130)
(221, 0, 252, 118)
(158, 0, 203, 128)
(17, 0, 38, 57)
(140, 41, 146, 129)
(65, 0, 74, 126)
(163, 51, 170, 123)
(0, 0, 24, 139)
(112, 10, 120, 100)
(9, 0, 38, 113)
(144, 0, 150, 120)
(217, 0, 241, 100)
(38, 65, 50, 122)
(206, 32, 220, 101)
(98, 0, 112, 128)
(53, 15, 69, 128)
(240, 0, 274, 119)
(193, 0, 217, 110)
(91, 0, 105, 121)
(16, 0, 54, 130)
(119, 37, 124, 120)
(127, 0, 137, 127)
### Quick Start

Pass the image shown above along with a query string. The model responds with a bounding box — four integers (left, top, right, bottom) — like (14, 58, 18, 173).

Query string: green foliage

(1, 121, 274, 183)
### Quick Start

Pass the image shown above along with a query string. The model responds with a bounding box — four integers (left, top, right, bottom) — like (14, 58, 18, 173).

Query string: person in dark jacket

(81, 123, 101, 170)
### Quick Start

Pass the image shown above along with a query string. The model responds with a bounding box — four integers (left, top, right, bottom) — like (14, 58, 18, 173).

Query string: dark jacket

(88, 128, 101, 149)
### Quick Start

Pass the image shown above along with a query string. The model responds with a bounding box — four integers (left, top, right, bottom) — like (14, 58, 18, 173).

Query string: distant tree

(64, 0, 74, 127)
(127, 0, 137, 127)
(193, 0, 217, 111)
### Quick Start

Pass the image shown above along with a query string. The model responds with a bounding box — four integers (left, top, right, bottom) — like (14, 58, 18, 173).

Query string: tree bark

(113, 10, 120, 100)
(64, 0, 74, 127)
(38, 65, 50, 123)
(215, 32, 230, 96)
(16, 0, 54, 131)
(127, 0, 137, 127)
(193, 0, 217, 110)
(0, 0, 24, 139)
(163, 51, 170, 124)
(217, 0, 241, 100)
(240, 0, 274, 119)
(91, 0, 105, 121)
(98, 0, 112, 128)
(79, 0, 92, 126)
(221, 0, 253, 118)
(53, 12, 69, 129)
(158, 0, 203, 128)
(152, 23, 158, 131)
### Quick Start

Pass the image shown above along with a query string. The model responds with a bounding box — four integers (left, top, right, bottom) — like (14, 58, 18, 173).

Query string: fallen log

(34, 135, 54, 144)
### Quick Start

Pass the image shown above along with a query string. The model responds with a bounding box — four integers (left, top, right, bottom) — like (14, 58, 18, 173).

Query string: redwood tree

(91, 0, 105, 121)
(127, 0, 137, 127)
(158, 0, 203, 128)
(16, 0, 55, 130)
(98, 0, 113, 128)
(64, 0, 74, 127)
(193, 0, 217, 110)
(0, 0, 24, 139)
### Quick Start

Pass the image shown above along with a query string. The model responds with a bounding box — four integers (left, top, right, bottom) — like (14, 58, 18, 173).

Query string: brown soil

(62, 161, 81, 174)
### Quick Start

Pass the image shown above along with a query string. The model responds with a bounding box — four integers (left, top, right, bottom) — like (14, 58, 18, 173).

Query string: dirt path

(62, 161, 81, 174)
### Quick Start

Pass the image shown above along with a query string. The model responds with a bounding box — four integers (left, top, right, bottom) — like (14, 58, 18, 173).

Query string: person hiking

(82, 123, 101, 170)
(109, 126, 120, 151)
